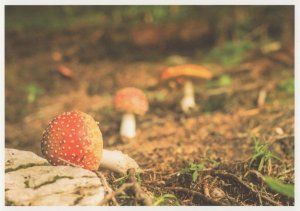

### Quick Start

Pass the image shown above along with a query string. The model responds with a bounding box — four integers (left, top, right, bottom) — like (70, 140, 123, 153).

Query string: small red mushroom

(41, 111, 103, 170)
(41, 111, 140, 174)
(161, 64, 213, 113)
(113, 87, 149, 139)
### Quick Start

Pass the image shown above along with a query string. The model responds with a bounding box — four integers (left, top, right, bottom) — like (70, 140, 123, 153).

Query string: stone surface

(5, 148, 106, 206)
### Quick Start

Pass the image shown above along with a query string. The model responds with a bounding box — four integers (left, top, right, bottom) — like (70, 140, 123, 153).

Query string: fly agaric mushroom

(41, 111, 139, 175)
(113, 87, 149, 139)
(161, 64, 213, 113)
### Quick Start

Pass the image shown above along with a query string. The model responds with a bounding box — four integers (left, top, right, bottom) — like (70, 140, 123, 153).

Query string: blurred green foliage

(5, 6, 294, 45)
(145, 90, 167, 103)
(207, 74, 233, 88)
(26, 84, 44, 103)
(205, 41, 253, 66)
(278, 79, 294, 94)
(218, 74, 232, 86)
(264, 176, 294, 198)
(5, 6, 190, 31)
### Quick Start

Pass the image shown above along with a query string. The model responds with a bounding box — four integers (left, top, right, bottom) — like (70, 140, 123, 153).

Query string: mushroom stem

(181, 80, 196, 112)
(120, 113, 136, 138)
(99, 149, 140, 175)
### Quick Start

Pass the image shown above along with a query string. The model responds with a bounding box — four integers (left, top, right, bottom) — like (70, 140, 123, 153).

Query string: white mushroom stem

(99, 149, 140, 175)
(181, 80, 196, 113)
(120, 113, 136, 138)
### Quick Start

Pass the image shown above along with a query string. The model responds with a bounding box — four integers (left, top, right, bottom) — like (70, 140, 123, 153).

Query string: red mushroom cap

(41, 111, 103, 171)
(113, 87, 149, 115)
(160, 64, 213, 80)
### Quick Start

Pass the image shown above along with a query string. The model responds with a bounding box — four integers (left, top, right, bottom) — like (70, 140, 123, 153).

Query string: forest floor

(5, 21, 294, 205)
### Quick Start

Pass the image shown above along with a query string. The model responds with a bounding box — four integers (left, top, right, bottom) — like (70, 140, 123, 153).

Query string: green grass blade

(264, 176, 294, 198)
(258, 157, 265, 171)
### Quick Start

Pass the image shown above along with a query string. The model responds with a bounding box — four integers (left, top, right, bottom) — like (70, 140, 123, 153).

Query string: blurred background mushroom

(161, 64, 213, 113)
(113, 87, 149, 139)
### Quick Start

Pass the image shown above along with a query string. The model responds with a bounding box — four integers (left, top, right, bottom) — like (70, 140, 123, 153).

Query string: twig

(165, 186, 227, 206)
(257, 89, 267, 107)
(128, 168, 152, 205)
(98, 183, 135, 206)
(203, 180, 211, 198)
(203, 82, 263, 97)
(93, 170, 119, 206)
(210, 170, 281, 206)
(245, 170, 266, 184)
(225, 194, 243, 205)
(277, 169, 294, 177)
(270, 135, 294, 145)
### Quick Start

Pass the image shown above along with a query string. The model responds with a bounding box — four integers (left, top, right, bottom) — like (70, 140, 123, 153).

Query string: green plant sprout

(249, 137, 281, 174)
(180, 162, 205, 182)
(264, 176, 294, 198)
(153, 194, 180, 206)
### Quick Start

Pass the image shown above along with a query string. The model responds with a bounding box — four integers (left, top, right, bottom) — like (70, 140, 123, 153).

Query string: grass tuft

(249, 137, 280, 174)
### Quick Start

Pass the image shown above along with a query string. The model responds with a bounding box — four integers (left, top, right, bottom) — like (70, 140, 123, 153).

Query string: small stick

(128, 168, 152, 206)
(203, 180, 211, 198)
(93, 170, 119, 206)
(225, 194, 243, 205)
(165, 186, 226, 206)
(98, 182, 135, 206)
(211, 171, 281, 205)
(257, 89, 267, 107)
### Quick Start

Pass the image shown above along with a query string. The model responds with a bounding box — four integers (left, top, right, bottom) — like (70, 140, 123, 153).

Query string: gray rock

(5, 148, 106, 206)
